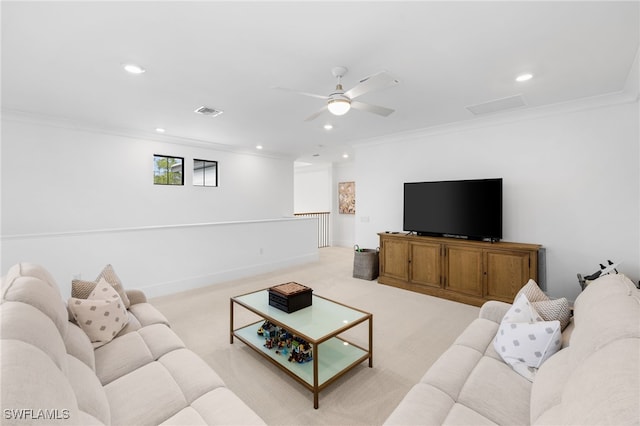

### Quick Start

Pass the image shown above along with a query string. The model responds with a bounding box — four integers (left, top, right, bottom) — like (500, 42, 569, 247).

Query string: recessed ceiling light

(155, 128, 165, 133)
(324, 124, 333, 130)
(256, 145, 263, 150)
(123, 63, 146, 74)
(515, 73, 533, 82)
(342, 153, 349, 158)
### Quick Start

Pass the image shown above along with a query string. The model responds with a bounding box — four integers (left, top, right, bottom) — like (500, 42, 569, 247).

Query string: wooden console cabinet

(378, 233, 541, 306)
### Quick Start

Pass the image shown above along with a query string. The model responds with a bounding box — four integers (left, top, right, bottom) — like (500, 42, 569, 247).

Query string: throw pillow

(68, 278, 129, 348)
(515, 279, 549, 303)
(494, 294, 562, 382)
(71, 264, 130, 308)
(514, 279, 571, 331)
(503, 292, 543, 323)
(532, 298, 571, 331)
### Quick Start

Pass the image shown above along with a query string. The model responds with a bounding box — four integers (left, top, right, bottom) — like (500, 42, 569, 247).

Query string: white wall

(293, 164, 332, 213)
(1, 115, 318, 296)
(332, 162, 356, 248)
(2, 117, 293, 234)
(1, 218, 317, 298)
(354, 97, 639, 302)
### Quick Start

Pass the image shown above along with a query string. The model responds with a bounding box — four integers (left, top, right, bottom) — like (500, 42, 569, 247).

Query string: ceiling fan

(274, 67, 399, 122)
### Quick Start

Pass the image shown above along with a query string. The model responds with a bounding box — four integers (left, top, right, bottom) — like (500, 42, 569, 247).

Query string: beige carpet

(151, 247, 480, 425)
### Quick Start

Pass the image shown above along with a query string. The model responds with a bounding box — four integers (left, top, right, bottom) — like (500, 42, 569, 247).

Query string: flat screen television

(403, 178, 503, 241)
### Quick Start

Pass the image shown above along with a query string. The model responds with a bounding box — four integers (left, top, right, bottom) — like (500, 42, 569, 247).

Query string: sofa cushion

(453, 317, 499, 354)
(64, 322, 96, 371)
(421, 345, 483, 401)
(376, 383, 456, 426)
(68, 278, 129, 348)
(189, 388, 267, 425)
(104, 361, 188, 425)
(457, 357, 531, 425)
(530, 348, 571, 424)
(1, 302, 69, 374)
(159, 388, 267, 426)
(66, 355, 110, 425)
(128, 302, 170, 327)
(138, 324, 186, 360)
(533, 338, 640, 425)
(94, 331, 154, 385)
(160, 407, 209, 426)
(158, 348, 226, 404)
(1, 339, 81, 425)
(568, 274, 640, 368)
(444, 403, 497, 425)
(2, 268, 69, 338)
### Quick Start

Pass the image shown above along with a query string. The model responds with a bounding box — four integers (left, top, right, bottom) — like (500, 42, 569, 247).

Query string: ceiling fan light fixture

(327, 96, 351, 115)
(327, 82, 351, 116)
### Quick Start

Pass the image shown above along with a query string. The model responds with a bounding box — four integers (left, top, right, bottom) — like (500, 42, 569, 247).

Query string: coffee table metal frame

(230, 289, 373, 409)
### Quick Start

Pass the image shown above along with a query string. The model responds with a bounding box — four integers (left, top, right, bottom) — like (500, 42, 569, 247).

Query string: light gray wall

(332, 162, 356, 248)
(2, 117, 294, 234)
(353, 96, 639, 302)
(293, 164, 332, 214)
(1, 115, 318, 297)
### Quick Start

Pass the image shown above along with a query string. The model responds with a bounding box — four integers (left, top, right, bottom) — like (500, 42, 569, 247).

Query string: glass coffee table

(230, 288, 373, 409)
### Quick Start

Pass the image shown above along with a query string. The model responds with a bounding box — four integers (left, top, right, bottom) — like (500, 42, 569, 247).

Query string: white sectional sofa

(384, 273, 640, 425)
(1, 262, 265, 425)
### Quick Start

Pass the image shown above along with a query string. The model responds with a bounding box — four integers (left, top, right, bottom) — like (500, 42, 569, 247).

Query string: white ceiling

(2, 1, 639, 165)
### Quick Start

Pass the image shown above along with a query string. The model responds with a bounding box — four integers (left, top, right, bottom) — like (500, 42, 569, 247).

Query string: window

(154, 155, 184, 185)
(193, 159, 218, 187)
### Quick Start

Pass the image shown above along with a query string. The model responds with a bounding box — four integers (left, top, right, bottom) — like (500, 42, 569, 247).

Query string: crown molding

(0, 108, 296, 161)
(351, 90, 638, 149)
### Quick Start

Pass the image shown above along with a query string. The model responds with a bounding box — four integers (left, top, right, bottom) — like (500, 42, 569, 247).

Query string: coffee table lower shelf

(233, 322, 370, 408)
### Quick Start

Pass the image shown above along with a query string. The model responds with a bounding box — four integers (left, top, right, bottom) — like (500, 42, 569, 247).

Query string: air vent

(465, 94, 527, 115)
(194, 106, 224, 117)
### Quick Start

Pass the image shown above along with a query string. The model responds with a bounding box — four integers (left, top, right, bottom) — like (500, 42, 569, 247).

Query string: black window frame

(153, 154, 184, 186)
(193, 159, 218, 187)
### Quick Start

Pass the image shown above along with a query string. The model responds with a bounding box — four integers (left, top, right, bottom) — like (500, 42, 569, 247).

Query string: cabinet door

(485, 250, 531, 302)
(380, 238, 409, 281)
(409, 242, 441, 288)
(444, 246, 483, 296)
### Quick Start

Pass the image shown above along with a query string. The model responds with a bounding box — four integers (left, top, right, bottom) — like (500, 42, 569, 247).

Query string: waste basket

(353, 245, 379, 280)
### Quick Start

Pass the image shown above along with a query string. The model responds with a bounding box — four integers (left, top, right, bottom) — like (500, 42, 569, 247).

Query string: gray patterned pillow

(533, 298, 571, 331)
(514, 279, 571, 331)
(515, 279, 549, 303)
(68, 278, 128, 348)
(494, 294, 562, 382)
(72, 264, 130, 308)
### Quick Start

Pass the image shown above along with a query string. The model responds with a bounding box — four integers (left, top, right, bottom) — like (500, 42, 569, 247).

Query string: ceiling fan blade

(351, 101, 395, 117)
(272, 86, 327, 100)
(344, 71, 399, 100)
(304, 106, 327, 122)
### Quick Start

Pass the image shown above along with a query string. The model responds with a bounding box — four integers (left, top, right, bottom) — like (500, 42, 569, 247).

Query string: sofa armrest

(479, 300, 511, 324)
(126, 289, 147, 305)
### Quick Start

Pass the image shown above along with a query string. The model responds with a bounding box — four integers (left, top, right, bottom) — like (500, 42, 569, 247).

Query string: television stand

(377, 233, 542, 306)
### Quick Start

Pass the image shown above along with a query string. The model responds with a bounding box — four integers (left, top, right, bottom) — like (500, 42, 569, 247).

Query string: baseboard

(142, 252, 319, 298)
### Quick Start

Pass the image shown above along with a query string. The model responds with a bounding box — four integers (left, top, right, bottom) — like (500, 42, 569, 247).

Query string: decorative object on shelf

(338, 181, 355, 214)
(577, 259, 622, 290)
(268, 282, 313, 313)
(353, 245, 380, 280)
(256, 320, 313, 363)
